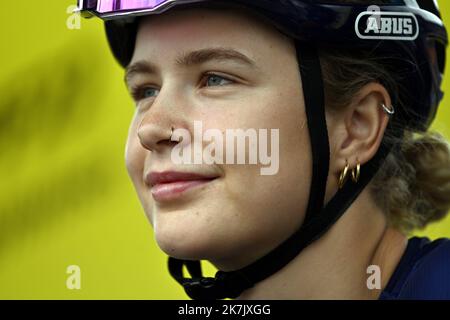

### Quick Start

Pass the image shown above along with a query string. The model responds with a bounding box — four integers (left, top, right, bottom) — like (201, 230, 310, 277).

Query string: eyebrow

(124, 48, 257, 85)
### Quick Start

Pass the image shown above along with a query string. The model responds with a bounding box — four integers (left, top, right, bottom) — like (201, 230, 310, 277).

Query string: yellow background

(0, 1, 449, 299)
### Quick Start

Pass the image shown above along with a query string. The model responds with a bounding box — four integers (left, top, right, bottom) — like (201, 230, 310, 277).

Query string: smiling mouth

(151, 179, 217, 202)
(146, 171, 219, 202)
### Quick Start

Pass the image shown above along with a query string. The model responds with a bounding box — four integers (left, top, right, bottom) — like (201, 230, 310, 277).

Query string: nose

(137, 118, 173, 152)
(136, 86, 187, 152)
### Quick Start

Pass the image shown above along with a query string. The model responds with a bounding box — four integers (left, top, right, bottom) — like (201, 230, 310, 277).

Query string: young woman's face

(125, 8, 314, 270)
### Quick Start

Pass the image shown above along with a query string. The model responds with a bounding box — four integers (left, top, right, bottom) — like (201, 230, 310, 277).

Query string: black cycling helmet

(77, 0, 448, 299)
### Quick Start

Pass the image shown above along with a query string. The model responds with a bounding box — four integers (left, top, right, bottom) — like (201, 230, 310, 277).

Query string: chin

(153, 218, 225, 261)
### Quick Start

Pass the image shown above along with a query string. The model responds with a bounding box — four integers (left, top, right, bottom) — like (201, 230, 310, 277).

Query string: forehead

(132, 7, 293, 61)
(136, 6, 274, 36)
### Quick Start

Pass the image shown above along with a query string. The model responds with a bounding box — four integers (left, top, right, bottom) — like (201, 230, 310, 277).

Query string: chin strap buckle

(183, 277, 222, 300)
(183, 271, 252, 300)
(168, 258, 254, 300)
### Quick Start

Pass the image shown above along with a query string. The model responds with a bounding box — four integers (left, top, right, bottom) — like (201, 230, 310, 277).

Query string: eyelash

(130, 86, 158, 102)
(129, 73, 236, 102)
(202, 72, 236, 87)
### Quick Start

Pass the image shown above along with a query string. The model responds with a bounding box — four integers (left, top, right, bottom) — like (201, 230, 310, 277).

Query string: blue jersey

(379, 237, 450, 300)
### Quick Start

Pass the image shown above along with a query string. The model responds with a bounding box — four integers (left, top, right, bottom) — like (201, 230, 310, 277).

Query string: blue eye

(205, 74, 233, 87)
(142, 87, 159, 98)
(131, 86, 160, 102)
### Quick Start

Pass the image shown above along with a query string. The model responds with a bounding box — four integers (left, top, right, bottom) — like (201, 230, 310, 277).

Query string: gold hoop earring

(339, 160, 350, 189)
(352, 159, 361, 183)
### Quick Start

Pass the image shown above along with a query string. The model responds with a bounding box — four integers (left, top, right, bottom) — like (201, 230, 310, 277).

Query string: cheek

(212, 87, 310, 242)
(125, 122, 148, 201)
(125, 129, 157, 223)
(125, 118, 145, 178)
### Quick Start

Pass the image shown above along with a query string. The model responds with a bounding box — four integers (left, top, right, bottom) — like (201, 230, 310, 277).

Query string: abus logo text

(356, 10, 419, 40)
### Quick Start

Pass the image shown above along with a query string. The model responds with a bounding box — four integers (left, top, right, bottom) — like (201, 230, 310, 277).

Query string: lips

(145, 171, 219, 202)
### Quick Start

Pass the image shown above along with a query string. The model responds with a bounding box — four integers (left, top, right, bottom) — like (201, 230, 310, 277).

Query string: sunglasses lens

(97, 0, 171, 13)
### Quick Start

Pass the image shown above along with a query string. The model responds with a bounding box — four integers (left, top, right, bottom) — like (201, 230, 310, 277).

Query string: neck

(235, 188, 408, 300)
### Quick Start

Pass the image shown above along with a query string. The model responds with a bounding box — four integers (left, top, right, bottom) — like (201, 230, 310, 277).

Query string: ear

(329, 82, 393, 180)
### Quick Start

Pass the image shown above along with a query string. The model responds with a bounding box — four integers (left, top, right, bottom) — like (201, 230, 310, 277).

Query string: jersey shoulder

(385, 237, 450, 300)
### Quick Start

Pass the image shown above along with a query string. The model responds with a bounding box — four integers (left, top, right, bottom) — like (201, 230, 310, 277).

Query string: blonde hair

(320, 48, 450, 233)
(372, 131, 450, 233)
